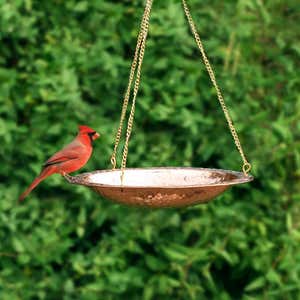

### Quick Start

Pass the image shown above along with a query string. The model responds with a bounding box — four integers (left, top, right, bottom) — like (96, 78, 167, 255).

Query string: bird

(19, 125, 100, 201)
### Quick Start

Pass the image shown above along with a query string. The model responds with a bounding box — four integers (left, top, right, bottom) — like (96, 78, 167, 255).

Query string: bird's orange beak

(93, 132, 100, 140)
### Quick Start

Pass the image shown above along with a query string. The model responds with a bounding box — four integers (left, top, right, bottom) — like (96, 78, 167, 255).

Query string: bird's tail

(19, 166, 56, 202)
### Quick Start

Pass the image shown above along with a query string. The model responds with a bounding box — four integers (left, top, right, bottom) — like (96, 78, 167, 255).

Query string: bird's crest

(78, 125, 97, 134)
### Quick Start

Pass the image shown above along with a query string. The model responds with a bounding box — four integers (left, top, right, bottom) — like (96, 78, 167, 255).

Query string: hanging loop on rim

(243, 162, 252, 176)
(181, 0, 252, 176)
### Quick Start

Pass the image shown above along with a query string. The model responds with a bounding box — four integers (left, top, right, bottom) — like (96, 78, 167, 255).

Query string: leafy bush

(0, 0, 299, 299)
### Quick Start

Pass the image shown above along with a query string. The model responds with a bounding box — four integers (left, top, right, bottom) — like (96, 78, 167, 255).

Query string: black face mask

(87, 131, 97, 144)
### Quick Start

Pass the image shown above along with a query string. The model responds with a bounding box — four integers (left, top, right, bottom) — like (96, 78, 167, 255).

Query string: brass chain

(120, 0, 153, 181)
(182, 0, 251, 175)
(111, 0, 251, 179)
(110, 0, 153, 170)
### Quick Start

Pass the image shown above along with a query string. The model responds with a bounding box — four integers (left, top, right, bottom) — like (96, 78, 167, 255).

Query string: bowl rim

(70, 167, 254, 189)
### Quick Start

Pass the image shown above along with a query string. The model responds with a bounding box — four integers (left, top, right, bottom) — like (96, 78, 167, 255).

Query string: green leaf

(245, 277, 266, 292)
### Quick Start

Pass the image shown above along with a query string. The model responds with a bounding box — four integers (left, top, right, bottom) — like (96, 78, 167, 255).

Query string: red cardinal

(19, 125, 100, 201)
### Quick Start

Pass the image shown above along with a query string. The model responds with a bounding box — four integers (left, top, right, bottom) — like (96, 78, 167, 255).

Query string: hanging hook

(242, 162, 252, 176)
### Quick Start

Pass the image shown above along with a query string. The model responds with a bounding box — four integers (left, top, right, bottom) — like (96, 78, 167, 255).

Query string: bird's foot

(61, 172, 73, 183)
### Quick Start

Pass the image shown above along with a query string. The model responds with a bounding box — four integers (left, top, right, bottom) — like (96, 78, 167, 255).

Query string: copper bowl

(65, 167, 253, 208)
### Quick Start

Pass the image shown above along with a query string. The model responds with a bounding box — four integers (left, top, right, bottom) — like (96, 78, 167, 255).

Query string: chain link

(182, 0, 251, 175)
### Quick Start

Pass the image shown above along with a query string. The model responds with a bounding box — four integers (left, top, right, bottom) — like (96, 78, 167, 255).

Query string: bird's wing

(43, 143, 84, 167)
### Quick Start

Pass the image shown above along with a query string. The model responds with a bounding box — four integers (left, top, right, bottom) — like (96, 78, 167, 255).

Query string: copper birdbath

(64, 168, 253, 208)
(64, 0, 254, 207)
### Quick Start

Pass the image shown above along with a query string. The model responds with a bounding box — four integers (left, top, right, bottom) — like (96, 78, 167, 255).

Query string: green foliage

(0, 0, 299, 299)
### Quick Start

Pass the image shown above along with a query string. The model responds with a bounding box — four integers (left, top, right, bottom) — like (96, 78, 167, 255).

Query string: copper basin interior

(65, 167, 253, 208)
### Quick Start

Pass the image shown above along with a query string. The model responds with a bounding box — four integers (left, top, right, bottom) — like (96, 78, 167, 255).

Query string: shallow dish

(65, 167, 253, 208)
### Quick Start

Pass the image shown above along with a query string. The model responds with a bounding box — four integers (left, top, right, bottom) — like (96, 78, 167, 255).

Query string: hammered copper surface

(64, 168, 253, 208)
